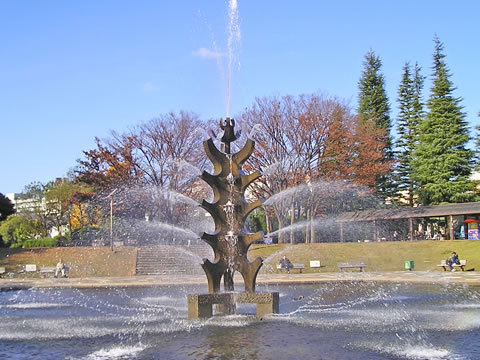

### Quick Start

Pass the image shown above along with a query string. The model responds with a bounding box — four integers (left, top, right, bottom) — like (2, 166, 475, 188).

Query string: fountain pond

(1, 281, 479, 360)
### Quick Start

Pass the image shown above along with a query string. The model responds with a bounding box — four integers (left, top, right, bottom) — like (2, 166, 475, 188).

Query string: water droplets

(226, 0, 241, 117)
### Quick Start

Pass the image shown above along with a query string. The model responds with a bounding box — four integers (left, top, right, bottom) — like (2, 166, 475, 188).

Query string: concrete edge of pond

(1, 271, 480, 291)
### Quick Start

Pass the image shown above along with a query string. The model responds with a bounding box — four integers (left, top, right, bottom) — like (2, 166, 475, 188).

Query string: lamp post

(106, 188, 118, 252)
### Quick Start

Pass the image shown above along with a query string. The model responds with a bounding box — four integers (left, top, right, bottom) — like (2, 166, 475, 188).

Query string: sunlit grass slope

(0, 240, 478, 277)
(249, 240, 480, 272)
(0, 247, 137, 277)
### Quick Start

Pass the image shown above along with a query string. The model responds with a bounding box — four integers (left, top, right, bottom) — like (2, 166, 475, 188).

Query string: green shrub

(54, 235, 69, 246)
(20, 238, 58, 248)
(43, 238, 57, 247)
(248, 210, 267, 233)
(21, 239, 37, 248)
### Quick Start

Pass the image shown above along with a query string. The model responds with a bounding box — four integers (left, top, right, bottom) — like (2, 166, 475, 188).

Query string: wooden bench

(437, 259, 467, 271)
(276, 263, 305, 273)
(292, 263, 305, 273)
(40, 266, 69, 277)
(337, 262, 366, 272)
(40, 267, 56, 277)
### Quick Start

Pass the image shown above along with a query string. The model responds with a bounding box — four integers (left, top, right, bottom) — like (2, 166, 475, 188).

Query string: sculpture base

(187, 292, 279, 319)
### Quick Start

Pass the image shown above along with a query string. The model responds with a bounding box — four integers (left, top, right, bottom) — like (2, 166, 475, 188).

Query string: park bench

(437, 259, 467, 271)
(276, 263, 305, 273)
(40, 266, 69, 277)
(40, 267, 56, 277)
(292, 263, 305, 273)
(337, 262, 366, 272)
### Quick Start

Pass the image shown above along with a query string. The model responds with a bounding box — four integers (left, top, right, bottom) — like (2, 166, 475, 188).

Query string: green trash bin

(404, 260, 414, 271)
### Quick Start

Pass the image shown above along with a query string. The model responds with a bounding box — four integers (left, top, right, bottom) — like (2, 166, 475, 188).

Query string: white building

(6, 192, 47, 214)
(5, 193, 65, 237)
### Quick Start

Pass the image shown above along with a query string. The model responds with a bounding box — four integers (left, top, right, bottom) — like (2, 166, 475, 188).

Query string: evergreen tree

(412, 37, 474, 204)
(357, 50, 394, 198)
(0, 193, 15, 221)
(474, 113, 480, 171)
(395, 62, 425, 206)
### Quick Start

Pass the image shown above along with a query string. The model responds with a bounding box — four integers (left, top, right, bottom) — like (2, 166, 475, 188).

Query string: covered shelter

(336, 202, 480, 242)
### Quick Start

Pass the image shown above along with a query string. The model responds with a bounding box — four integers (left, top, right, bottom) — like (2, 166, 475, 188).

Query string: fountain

(187, 117, 279, 318)
(2, 121, 479, 359)
(2, 281, 479, 359)
(2, 2, 479, 357)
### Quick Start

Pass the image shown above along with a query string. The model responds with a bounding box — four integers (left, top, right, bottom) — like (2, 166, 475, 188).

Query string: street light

(106, 188, 118, 252)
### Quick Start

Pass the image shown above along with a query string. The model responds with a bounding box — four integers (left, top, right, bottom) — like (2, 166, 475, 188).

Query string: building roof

(337, 202, 480, 222)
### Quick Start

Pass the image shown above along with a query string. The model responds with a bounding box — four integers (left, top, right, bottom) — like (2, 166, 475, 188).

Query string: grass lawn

(249, 240, 480, 273)
(1, 240, 478, 277)
(0, 247, 137, 277)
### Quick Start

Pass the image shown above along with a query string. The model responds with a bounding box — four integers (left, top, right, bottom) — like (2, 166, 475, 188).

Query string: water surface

(0, 282, 478, 359)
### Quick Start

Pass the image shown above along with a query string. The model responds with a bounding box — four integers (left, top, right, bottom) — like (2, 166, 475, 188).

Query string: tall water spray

(226, 0, 241, 117)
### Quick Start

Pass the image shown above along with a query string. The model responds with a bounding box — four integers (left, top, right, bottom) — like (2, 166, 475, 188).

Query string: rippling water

(0, 282, 479, 360)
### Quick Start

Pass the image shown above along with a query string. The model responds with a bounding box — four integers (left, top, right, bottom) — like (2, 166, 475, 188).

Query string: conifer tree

(357, 50, 394, 198)
(395, 62, 425, 206)
(474, 113, 480, 171)
(412, 37, 474, 204)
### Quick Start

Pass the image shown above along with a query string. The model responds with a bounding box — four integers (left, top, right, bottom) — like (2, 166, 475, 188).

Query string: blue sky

(1, 0, 479, 194)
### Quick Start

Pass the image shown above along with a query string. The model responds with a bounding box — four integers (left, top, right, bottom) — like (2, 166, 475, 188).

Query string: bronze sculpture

(188, 118, 279, 318)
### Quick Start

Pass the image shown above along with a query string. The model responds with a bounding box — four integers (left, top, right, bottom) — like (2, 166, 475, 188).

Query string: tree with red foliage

(242, 93, 392, 243)
(75, 111, 211, 229)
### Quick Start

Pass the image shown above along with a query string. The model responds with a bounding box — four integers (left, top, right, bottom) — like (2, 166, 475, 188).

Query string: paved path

(1, 271, 480, 291)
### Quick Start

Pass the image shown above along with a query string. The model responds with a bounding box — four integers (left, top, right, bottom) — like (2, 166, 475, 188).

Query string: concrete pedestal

(188, 292, 279, 319)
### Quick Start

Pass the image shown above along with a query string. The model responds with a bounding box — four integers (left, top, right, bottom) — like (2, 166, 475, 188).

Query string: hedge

(10, 238, 58, 248)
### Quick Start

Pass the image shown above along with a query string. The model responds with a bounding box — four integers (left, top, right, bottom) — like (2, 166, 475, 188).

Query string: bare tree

(76, 111, 213, 234)
(241, 93, 391, 243)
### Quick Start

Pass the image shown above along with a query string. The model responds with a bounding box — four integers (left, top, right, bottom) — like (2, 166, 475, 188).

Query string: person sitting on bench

(447, 252, 460, 272)
(55, 258, 67, 278)
(279, 256, 293, 274)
